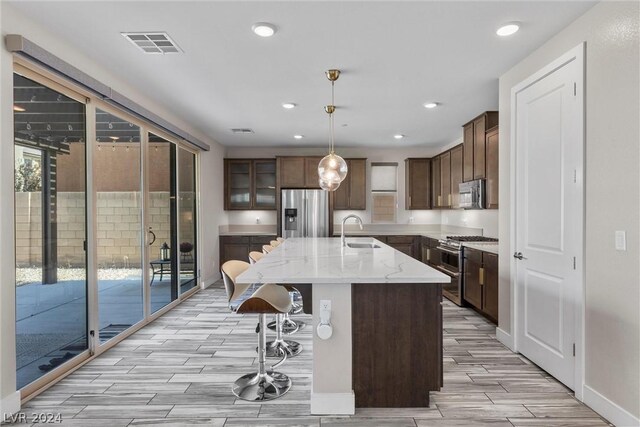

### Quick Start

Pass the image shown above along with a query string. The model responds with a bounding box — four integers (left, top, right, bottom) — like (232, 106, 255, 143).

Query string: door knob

(513, 251, 527, 260)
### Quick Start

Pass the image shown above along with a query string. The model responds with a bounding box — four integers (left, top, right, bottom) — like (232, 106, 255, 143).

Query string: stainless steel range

(437, 235, 498, 306)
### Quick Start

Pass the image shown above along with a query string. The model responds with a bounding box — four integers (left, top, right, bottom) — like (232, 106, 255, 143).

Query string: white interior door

(513, 45, 584, 390)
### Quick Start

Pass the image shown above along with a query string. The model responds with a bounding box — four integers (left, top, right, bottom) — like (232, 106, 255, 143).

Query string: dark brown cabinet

(277, 156, 324, 189)
(463, 123, 474, 182)
(473, 115, 487, 180)
(277, 156, 305, 188)
(335, 158, 367, 210)
(463, 247, 498, 323)
(485, 127, 499, 209)
(405, 158, 431, 210)
(386, 235, 419, 259)
(224, 159, 276, 210)
(219, 235, 277, 266)
(450, 145, 463, 209)
(421, 237, 440, 267)
(370, 235, 420, 260)
(440, 151, 451, 208)
(304, 157, 322, 188)
(431, 156, 441, 208)
(463, 248, 483, 310)
(462, 111, 498, 182)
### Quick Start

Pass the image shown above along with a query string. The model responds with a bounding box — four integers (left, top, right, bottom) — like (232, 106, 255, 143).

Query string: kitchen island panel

(352, 282, 443, 407)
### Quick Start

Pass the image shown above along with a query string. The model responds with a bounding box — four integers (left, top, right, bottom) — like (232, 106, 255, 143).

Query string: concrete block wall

(15, 191, 176, 268)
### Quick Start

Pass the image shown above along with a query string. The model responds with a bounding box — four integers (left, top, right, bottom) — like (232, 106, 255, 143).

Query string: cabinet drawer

(250, 235, 277, 245)
(387, 235, 416, 244)
(221, 236, 250, 244)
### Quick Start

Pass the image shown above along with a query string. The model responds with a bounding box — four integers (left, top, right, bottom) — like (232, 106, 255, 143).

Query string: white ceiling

(9, 1, 595, 148)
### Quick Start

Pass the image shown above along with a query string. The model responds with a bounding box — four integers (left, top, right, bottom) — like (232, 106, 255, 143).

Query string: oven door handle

(433, 264, 460, 278)
(436, 245, 461, 256)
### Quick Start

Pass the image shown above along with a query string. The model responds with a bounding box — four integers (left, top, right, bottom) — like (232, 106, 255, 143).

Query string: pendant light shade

(318, 152, 348, 184)
(319, 177, 341, 191)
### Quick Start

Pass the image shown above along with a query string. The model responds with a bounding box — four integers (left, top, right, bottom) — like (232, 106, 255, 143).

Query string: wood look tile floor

(14, 285, 611, 427)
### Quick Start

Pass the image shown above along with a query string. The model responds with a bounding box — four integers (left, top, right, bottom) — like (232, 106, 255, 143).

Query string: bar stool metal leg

(267, 292, 306, 334)
(264, 314, 303, 357)
(233, 314, 291, 401)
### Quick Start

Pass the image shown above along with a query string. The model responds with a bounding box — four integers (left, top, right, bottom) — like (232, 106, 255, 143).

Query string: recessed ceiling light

(13, 105, 26, 112)
(394, 134, 404, 139)
(294, 135, 304, 139)
(424, 102, 438, 109)
(109, 136, 119, 141)
(282, 103, 296, 109)
(252, 22, 277, 37)
(496, 22, 520, 36)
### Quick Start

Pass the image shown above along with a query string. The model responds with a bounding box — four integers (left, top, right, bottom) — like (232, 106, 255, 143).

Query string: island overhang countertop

(236, 237, 451, 284)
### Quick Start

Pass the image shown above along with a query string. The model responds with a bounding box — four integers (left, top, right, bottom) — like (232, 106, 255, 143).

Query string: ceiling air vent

(121, 32, 182, 54)
(231, 128, 254, 134)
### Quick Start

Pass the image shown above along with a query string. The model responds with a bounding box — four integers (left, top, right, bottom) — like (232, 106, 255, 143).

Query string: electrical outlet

(615, 231, 626, 251)
(320, 300, 331, 312)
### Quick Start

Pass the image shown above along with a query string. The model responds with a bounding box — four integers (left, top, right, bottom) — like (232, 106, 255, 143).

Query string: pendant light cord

(330, 80, 335, 154)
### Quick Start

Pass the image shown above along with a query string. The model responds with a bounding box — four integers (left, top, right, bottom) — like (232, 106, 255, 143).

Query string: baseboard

(583, 385, 639, 427)
(310, 391, 355, 415)
(496, 327, 515, 351)
(201, 275, 219, 289)
(1, 391, 21, 419)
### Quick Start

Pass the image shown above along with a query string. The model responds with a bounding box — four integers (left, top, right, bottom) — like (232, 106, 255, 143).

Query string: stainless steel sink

(346, 242, 380, 249)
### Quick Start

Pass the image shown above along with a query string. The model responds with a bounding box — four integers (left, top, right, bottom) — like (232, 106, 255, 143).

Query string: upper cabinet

(405, 158, 431, 210)
(277, 156, 323, 189)
(431, 155, 441, 208)
(462, 111, 498, 182)
(224, 159, 277, 210)
(485, 126, 499, 209)
(440, 151, 452, 208)
(450, 145, 464, 209)
(335, 158, 367, 210)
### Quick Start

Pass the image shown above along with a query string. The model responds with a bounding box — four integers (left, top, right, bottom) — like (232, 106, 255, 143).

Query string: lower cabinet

(219, 235, 277, 266)
(463, 247, 498, 323)
(373, 235, 420, 260)
(421, 237, 440, 267)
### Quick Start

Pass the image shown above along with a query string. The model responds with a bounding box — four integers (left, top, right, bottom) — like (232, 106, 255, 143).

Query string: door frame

(509, 42, 585, 400)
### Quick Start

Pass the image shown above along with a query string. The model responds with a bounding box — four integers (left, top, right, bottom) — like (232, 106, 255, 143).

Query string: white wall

(498, 1, 639, 423)
(0, 3, 225, 410)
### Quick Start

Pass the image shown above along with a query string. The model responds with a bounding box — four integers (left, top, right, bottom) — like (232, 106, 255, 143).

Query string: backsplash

(440, 209, 499, 238)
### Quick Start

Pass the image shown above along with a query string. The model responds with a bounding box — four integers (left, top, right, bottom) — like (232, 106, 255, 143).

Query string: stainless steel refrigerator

(281, 189, 330, 238)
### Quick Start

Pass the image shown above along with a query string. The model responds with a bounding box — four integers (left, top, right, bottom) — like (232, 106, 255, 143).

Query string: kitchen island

(236, 237, 450, 415)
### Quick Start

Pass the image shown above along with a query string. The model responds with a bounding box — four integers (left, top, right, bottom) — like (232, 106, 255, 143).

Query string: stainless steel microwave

(459, 179, 485, 209)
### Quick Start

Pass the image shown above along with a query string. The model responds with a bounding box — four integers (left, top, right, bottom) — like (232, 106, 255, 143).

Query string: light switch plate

(615, 231, 626, 251)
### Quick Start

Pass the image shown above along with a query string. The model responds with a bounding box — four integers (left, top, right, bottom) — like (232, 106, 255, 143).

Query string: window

(370, 163, 398, 223)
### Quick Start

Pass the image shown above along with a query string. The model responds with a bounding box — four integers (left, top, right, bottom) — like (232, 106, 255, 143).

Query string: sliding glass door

(95, 109, 144, 343)
(148, 133, 178, 312)
(14, 73, 88, 389)
(178, 148, 198, 293)
(14, 66, 200, 394)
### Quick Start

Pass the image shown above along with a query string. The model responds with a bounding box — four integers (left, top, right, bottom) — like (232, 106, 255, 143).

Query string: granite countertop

(462, 242, 499, 255)
(236, 237, 451, 285)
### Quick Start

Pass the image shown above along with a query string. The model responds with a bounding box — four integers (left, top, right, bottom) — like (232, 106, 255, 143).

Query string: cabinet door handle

(426, 248, 431, 260)
(437, 195, 441, 206)
(448, 194, 452, 206)
(409, 195, 412, 207)
(479, 267, 485, 286)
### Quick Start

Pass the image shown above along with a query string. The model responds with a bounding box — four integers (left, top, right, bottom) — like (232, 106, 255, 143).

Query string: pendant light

(318, 69, 348, 191)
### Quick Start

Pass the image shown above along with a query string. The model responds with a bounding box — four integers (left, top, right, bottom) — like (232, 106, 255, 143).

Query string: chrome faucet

(341, 214, 363, 247)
